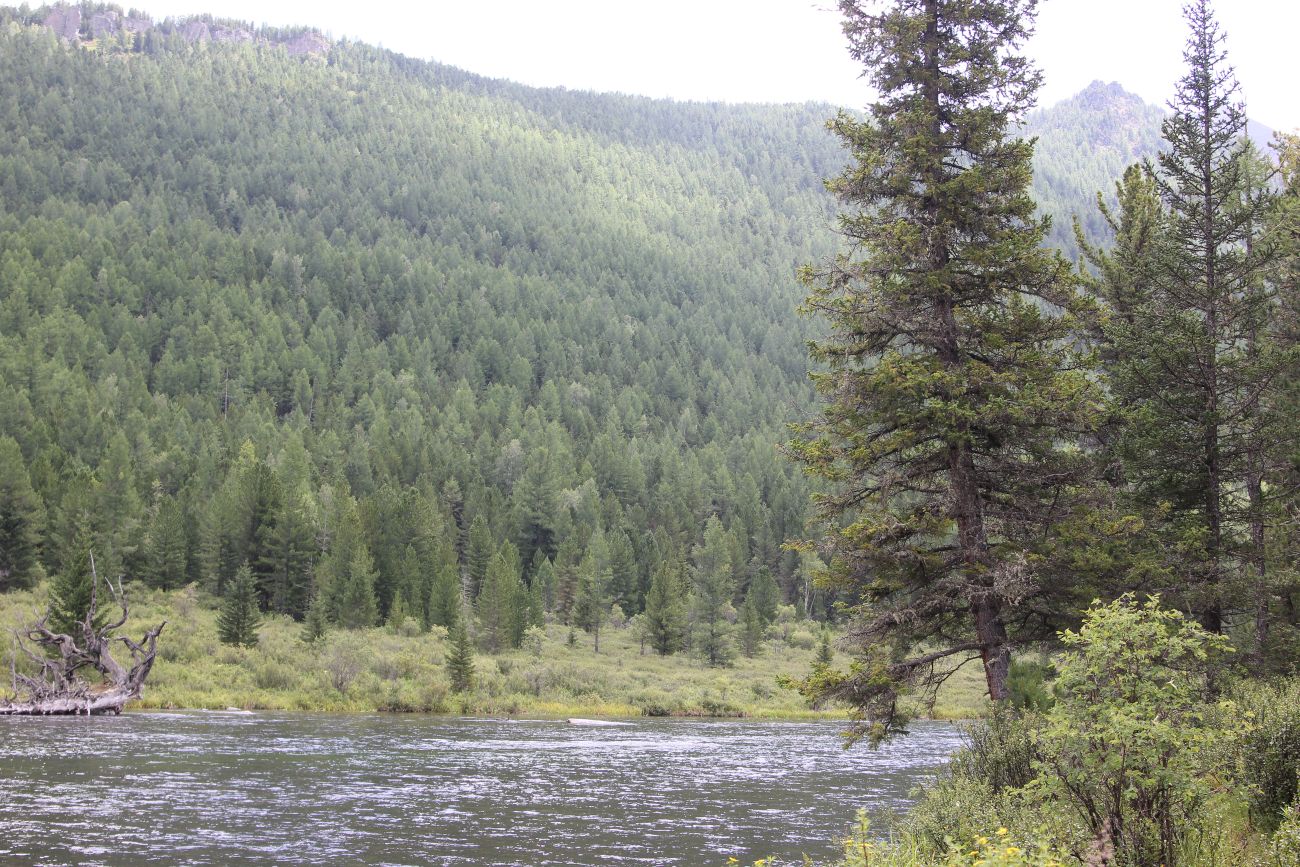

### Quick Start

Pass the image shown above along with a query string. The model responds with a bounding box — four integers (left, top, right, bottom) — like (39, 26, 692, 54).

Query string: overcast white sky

(136, 0, 1297, 132)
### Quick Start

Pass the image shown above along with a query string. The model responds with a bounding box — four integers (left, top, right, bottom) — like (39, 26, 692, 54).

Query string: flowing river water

(0, 713, 963, 866)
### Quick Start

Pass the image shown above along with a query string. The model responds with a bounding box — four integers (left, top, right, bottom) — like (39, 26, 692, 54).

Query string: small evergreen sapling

(218, 564, 262, 648)
(447, 617, 474, 693)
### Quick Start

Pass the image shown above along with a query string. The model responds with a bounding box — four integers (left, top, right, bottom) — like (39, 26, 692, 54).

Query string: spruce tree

(739, 590, 764, 658)
(48, 535, 109, 637)
(428, 560, 462, 630)
(218, 564, 262, 648)
(1107, 0, 1281, 634)
(689, 516, 735, 667)
(464, 514, 493, 600)
(255, 487, 316, 618)
(301, 591, 330, 643)
(447, 617, 474, 694)
(141, 488, 188, 592)
(815, 629, 834, 669)
(791, 0, 1098, 732)
(336, 546, 379, 630)
(476, 548, 522, 651)
(574, 530, 612, 653)
(642, 558, 688, 656)
(748, 566, 780, 627)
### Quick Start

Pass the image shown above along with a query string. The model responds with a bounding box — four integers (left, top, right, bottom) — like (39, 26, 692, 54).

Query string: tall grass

(0, 583, 991, 718)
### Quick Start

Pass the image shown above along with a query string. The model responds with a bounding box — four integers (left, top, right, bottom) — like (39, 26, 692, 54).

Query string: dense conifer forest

(0, 3, 1199, 649)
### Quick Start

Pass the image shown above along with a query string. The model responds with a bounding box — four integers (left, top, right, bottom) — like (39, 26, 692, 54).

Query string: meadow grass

(0, 583, 989, 720)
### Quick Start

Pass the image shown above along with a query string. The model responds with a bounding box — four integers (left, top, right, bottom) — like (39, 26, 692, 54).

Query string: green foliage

(0, 14, 850, 651)
(336, 547, 379, 630)
(1269, 799, 1300, 867)
(574, 529, 612, 653)
(300, 592, 329, 644)
(1006, 660, 1055, 713)
(739, 590, 764, 659)
(217, 564, 262, 648)
(1037, 595, 1236, 866)
(690, 516, 735, 667)
(0, 435, 44, 591)
(447, 617, 474, 694)
(47, 534, 108, 636)
(792, 0, 1100, 734)
(1238, 682, 1300, 832)
(814, 629, 833, 669)
(642, 558, 687, 656)
(477, 547, 524, 651)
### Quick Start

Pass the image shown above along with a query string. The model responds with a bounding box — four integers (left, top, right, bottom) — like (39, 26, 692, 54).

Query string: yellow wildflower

(1005, 847, 1021, 856)
(996, 827, 1009, 836)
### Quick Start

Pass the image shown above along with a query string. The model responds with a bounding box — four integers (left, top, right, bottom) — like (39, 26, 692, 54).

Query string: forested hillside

(0, 7, 848, 642)
(0, 4, 1210, 648)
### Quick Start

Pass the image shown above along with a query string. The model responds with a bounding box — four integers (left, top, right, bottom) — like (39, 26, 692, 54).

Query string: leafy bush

(1238, 682, 1300, 832)
(1269, 798, 1300, 867)
(1037, 595, 1235, 867)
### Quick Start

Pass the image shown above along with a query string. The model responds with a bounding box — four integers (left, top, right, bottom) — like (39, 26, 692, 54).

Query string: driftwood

(1, 554, 166, 715)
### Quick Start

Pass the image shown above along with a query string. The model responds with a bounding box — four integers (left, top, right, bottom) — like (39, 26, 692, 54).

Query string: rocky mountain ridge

(39, 3, 328, 56)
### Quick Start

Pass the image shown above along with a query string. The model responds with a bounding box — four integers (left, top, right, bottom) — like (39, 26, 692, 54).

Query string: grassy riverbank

(0, 584, 987, 720)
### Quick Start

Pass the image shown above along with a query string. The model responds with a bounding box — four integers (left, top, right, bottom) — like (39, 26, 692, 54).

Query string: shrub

(1036, 595, 1235, 867)
(630, 688, 681, 717)
(951, 706, 1040, 794)
(253, 659, 296, 691)
(1238, 682, 1300, 832)
(1270, 798, 1300, 867)
(1006, 659, 1055, 712)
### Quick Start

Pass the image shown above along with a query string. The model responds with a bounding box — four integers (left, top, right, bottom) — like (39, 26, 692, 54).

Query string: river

(0, 713, 962, 866)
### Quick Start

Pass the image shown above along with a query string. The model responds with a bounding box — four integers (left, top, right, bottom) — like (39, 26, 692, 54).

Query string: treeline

(0, 7, 843, 659)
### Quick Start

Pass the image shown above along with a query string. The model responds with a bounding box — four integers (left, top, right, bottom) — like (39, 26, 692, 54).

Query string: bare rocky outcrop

(36, 4, 330, 58)
(42, 6, 80, 40)
(1, 561, 165, 716)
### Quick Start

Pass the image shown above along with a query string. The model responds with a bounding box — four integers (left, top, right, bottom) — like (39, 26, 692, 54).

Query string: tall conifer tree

(792, 0, 1097, 734)
(1106, 0, 1281, 634)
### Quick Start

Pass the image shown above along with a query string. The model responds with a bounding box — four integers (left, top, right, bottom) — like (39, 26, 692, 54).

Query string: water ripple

(0, 714, 961, 866)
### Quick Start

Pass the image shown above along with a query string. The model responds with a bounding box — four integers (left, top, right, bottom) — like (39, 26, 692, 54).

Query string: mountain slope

(0, 9, 843, 622)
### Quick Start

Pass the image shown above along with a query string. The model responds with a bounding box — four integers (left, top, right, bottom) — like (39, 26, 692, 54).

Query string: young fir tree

(301, 590, 330, 643)
(689, 516, 735, 667)
(141, 487, 188, 592)
(476, 547, 523, 651)
(48, 534, 109, 637)
(336, 546, 379, 630)
(464, 514, 494, 601)
(447, 616, 474, 694)
(218, 564, 262, 648)
(747, 566, 780, 627)
(791, 0, 1098, 734)
(530, 551, 556, 613)
(573, 529, 612, 653)
(428, 559, 462, 630)
(815, 629, 835, 669)
(642, 558, 688, 656)
(0, 435, 45, 592)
